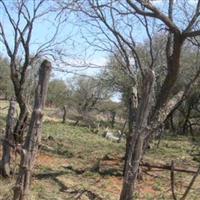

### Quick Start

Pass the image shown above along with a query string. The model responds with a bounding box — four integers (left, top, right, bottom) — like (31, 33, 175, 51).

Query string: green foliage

(1, 110, 200, 199)
(102, 54, 137, 120)
(69, 76, 112, 112)
(42, 121, 125, 161)
(103, 54, 135, 94)
(47, 79, 69, 107)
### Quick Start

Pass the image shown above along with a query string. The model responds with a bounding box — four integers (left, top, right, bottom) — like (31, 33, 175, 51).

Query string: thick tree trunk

(120, 69, 155, 200)
(123, 136, 131, 176)
(13, 60, 51, 200)
(153, 34, 184, 115)
(0, 99, 16, 177)
(123, 87, 137, 176)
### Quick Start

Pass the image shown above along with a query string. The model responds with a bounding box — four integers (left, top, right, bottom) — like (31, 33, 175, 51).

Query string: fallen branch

(141, 162, 198, 174)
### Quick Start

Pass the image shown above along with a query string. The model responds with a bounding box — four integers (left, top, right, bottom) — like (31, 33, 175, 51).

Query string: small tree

(69, 76, 111, 126)
(47, 79, 69, 107)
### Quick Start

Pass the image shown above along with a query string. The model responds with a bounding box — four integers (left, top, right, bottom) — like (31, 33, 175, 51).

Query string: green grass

(145, 135, 199, 167)
(0, 100, 200, 199)
(43, 121, 125, 162)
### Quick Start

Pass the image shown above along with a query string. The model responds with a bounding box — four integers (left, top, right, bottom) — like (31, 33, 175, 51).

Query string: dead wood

(141, 162, 198, 174)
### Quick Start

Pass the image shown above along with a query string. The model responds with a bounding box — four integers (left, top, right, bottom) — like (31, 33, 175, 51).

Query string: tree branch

(126, 0, 180, 34)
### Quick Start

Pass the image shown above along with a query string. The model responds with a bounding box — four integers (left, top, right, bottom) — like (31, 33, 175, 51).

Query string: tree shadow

(34, 169, 103, 200)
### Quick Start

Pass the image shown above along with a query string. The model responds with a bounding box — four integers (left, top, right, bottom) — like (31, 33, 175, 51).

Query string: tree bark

(0, 99, 16, 177)
(110, 111, 116, 128)
(13, 104, 28, 143)
(10, 63, 29, 144)
(182, 104, 192, 135)
(2, 63, 29, 178)
(120, 69, 155, 200)
(62, 105, 67, 123)
(153, 34, 184, 116)
(13, 60, 51, 200)
(123, 87, 135, 176)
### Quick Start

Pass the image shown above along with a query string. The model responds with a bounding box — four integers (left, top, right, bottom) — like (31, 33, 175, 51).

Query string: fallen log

(141, 162, 198, 174)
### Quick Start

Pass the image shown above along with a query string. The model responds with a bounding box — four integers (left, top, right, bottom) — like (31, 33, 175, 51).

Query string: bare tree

(122, 1, 200, 199)
(59, 0, 200, 199)
(13, 60, 52, 200)
(0, 0, 63, 177)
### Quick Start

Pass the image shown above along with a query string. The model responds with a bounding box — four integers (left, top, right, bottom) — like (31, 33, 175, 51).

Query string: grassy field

(0, 100, 200, 200)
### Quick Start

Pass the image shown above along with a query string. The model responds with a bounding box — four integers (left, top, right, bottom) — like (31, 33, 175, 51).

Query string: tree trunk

(182, 105, 192, 135)
(10, 62, 29, 144)
(153, 34, 184, 116)
(1, 62, 29, 179)
(1, 64, 29, 178)
(13, 104, 28, 143)
(110, 111, 116, 128)
(123, 87, 137, 176)
(120, 69, 155, 200)
(62, 105, 67, 123)
(13, 60, 51, 200)
(0, 99, 16, 177)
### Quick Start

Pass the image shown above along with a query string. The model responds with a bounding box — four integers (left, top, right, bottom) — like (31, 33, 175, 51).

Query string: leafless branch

(126, 0, 180, 34)
(184, 0, 200, 33)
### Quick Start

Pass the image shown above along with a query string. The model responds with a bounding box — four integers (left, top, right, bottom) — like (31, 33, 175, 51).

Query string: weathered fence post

(13, 60, 52, 200)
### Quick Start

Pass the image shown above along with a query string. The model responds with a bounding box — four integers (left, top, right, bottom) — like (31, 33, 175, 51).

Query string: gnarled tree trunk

(123, 86, 138, 176)
(120, 69, 155, 200)
(0, 99, 16, 177)
(13, 60, 51, 200)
